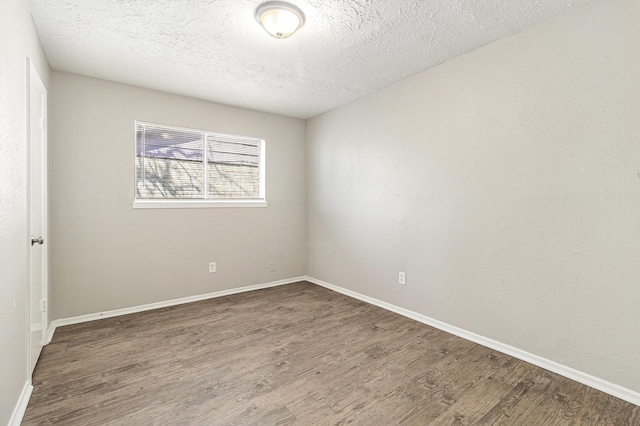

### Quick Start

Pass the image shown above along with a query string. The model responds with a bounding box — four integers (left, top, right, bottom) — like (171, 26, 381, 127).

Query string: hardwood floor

(24, 281, 639, 425)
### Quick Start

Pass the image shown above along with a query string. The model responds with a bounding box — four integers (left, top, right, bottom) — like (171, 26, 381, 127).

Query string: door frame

(26, 57, 49, 375)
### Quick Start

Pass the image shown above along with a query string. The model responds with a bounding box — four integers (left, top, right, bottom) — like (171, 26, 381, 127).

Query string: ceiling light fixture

(256, 2, 305, 39)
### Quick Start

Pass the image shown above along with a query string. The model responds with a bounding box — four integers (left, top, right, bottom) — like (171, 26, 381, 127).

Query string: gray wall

(0, 0, 51, 422)
(49, 71, 306, 319)
(307, 0, 640, 393)
(6, 0, 639, 418)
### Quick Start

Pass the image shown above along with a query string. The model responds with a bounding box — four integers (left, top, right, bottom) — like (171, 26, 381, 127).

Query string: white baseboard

(8, 381, 33, 426)
(42, 274, 640, 407)
(48, 276, 306, 339)
(304, 275, 640, 407)
(46, 321, 56, 344)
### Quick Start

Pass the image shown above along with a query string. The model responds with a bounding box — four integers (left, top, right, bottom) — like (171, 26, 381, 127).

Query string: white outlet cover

(209, 262, 217, 273)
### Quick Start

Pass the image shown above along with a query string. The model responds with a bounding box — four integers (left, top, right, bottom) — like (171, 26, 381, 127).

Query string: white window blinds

(135, 122, 264, 200)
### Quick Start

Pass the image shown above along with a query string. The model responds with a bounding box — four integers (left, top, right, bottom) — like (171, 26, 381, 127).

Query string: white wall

(0, 0, 50, 422)
(307, 0, 640, 393)
(49, 71, 306, 319)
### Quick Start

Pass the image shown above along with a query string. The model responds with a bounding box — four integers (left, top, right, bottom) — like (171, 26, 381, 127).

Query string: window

(134, 121, 266, 208)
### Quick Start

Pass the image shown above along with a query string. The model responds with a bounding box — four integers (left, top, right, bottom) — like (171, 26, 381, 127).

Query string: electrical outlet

(399, 271, 406, 285)
(209, 262, 217, 273)
(269, 263, 276, 272)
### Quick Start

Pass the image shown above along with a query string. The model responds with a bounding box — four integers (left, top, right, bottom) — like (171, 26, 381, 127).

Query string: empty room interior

(2, 0, 640, 424)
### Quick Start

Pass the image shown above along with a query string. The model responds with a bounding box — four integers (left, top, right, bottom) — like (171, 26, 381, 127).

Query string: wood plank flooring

(23, 281, 639, 425)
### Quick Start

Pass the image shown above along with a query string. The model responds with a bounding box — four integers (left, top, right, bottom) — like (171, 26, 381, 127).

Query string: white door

(28, 59, 48, 374)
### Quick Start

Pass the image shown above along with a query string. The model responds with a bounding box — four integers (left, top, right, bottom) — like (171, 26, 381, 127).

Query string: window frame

(132, 121, 267, 209)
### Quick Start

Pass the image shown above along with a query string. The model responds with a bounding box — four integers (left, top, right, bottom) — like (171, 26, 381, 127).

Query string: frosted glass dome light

(256, 2, 305, 38)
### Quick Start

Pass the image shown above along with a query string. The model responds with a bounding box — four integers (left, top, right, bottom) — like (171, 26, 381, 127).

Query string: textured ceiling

(27, 0, 591, 119)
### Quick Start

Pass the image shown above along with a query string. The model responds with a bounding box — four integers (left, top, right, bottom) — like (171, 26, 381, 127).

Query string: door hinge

(40, 299, 47, 312)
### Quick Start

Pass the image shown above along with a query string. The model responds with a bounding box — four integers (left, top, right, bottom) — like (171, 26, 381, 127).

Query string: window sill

(133, 199, 268, 209)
